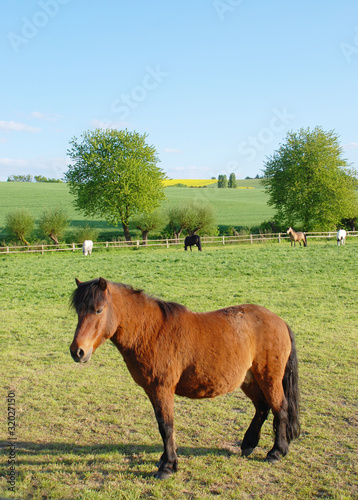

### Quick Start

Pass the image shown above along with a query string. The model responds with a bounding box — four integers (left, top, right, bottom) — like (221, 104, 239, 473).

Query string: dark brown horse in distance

(287, 227, 307, 247)
(184, 234, 202, 251)
(70, 278, 300, 479)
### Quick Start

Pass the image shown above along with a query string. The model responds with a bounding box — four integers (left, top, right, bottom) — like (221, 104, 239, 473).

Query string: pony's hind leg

(266, 397, 289, 463)
(256, 375, 290, 463)
(240, 373, 270, 457)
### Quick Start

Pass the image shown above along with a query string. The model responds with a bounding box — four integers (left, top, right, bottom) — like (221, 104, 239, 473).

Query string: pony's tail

(197, 237, 202, 251)
(303, 234, 307, 247)
(283, 325, 301, 443)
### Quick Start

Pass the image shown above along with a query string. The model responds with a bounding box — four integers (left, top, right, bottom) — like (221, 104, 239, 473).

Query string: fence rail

(1, 231, 357, 255)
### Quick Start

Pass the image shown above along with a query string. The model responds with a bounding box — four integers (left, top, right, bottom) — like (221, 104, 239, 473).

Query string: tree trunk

(121, 206, 132, 242)
(174, 229, 183, 243)
(142, 231, 149, 246)
(122, 221, 132, 241)
(49, 233, 59, 245)
(20, 236, 30, 245)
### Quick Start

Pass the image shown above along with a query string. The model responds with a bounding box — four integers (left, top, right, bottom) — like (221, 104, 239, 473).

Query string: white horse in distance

(336, 229, 347, 246)
(82, 240, 93, 256)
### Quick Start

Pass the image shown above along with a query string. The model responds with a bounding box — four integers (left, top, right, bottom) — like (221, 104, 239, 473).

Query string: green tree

(228, 172, 237, 188)
(65, 129, 166, 241)
(262, 127, 358, 230)
(5, 209, 35, 244)
(166, 202, 216, 239)
(217, 174, 227, 188)
(39, 207, 69, 245)
(135, 210, 167, 245)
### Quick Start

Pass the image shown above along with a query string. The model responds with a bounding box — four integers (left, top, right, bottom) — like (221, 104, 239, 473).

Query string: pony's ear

(75, 278, 81, 287)
(98, 277, 107, 291)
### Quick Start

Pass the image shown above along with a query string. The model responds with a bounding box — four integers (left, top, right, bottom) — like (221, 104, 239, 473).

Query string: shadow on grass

(0, 440, 258, 478)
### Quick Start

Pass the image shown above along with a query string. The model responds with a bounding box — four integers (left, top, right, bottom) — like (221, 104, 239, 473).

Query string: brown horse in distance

(69, 278, 300, 479)
(287, 227, 307, 247)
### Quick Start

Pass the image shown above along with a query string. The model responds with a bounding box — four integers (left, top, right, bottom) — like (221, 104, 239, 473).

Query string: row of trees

(7, 175, 63, 183)
(4, 202, 217, 246)
(5, 208, 70, 245)
(218, 173, 237, 188)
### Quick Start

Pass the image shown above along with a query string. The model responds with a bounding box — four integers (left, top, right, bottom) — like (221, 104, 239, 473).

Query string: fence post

(72, 243, 75, 251)
(7, 246, 9, 253)
(166, 239, 169, 248)
(250, 234, 253, 244)
(136, 240, 139, 248)
(222, 236, 225, 245)
(106, 242, 108, 248)
(42, 245, 44, 255)
(278, 233, 281, 243)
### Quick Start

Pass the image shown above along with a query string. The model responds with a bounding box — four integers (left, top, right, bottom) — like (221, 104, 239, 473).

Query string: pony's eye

(96, 308, 103, 315)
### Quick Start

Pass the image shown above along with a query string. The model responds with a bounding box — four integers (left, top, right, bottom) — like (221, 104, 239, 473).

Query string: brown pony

(287, 227, 307, 247)
(69, 278, 300, 479)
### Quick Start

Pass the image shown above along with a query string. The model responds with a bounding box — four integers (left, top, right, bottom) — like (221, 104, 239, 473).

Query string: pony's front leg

(149, 388, 178, 479)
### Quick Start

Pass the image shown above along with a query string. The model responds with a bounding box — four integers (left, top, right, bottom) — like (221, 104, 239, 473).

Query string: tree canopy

(65, 129, 166, 240)
(228, 172, 237, 188)
(262, 127, 358, 230)
(166, 202, 216, 239)
(5, 209, 34, 245)
(135, 210, 166, 245)
(39, 207, 69, 245)
(217, 174, 227, 188)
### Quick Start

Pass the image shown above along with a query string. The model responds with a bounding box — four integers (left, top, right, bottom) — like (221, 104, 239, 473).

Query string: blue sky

(1, 0, 358, 181)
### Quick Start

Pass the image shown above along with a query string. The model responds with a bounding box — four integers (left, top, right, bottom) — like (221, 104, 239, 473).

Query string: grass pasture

(1, 241, 358, 499)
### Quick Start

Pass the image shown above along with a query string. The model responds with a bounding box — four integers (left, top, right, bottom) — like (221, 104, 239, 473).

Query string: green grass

(0, 180, 272, 242)
(1, 241, 357, 499)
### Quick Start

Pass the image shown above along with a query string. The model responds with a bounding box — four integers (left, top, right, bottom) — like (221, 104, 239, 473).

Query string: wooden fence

(1, 231, 357, 255)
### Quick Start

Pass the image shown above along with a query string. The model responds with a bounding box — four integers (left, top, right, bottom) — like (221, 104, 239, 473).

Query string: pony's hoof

(155, 469, 173, 480)
(241, 447, 255, 457)
(265, 453, 281, 464)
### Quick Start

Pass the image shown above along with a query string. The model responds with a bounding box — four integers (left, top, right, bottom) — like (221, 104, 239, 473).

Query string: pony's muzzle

(70, 346, 92, 363)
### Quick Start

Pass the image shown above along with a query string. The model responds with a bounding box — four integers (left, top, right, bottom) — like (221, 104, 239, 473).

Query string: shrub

(73, 225, 100, 244)
(5, 209, 35, 244)
(135, 211, 167, 245)
(39, 207, 69, 245)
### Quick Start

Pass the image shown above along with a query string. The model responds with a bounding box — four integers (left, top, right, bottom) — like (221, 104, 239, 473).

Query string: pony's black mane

(70, 278, 186, 318)
(155, 298, 187, 319)
(70, 278, 105, 313)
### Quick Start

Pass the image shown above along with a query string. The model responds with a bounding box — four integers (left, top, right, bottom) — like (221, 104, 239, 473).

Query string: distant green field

(0, 180, 274, 242)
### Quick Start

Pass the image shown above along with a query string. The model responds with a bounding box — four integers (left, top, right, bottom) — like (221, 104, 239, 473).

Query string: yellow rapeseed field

(163, 179, 218, 187)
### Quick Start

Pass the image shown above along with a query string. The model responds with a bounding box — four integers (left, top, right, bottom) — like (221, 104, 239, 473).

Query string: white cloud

(30, 111, 63, 122)
(344, 142, 358, 150)
(0, 121, 41, 133)
(164, 148, 182, 154)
